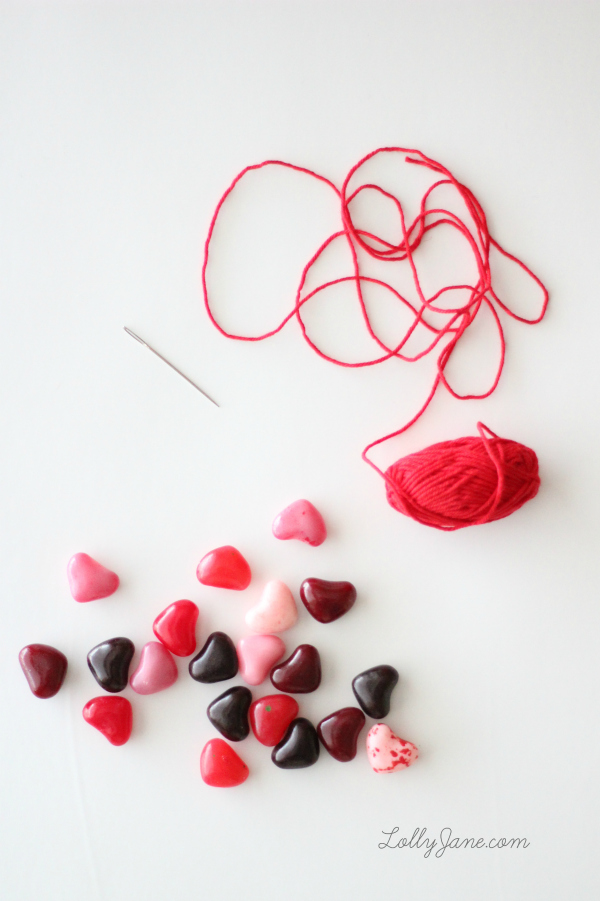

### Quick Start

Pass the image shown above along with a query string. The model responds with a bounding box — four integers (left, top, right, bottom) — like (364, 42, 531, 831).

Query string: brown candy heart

(299, 578, 357, 624)
(270, 644, 321, 693)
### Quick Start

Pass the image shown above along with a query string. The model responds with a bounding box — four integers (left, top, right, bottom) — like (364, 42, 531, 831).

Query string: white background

(1, 3, 599, 899)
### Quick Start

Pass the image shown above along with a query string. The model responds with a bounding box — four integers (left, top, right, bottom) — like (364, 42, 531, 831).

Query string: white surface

(1, 3, 599, 899)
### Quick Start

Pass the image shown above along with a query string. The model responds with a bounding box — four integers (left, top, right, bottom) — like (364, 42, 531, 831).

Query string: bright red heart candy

(196, 546, 251, 591)
(82, 696, 133, 746)
(200, 738, 249, 787)
(153, 600, 199, 657)
(249, 694, 299, 746)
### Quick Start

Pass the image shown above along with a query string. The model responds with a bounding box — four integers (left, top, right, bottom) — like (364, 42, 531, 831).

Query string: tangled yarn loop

(203, 147, 549, 530)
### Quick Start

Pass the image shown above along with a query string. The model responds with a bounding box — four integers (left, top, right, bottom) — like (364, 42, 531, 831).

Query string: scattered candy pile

(18, 499, 418, 786)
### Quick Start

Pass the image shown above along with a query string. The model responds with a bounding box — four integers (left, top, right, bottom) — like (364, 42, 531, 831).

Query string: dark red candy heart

(299, 578, 357, 624)
(207, 686, 252, 741)
(317, 707, 366, 762)
(19, 644, 68, 699)
(189, 631, 238, 683)
(352, 665, 399, 718)
(270, 644, 321, 693)
(196, 546, 251, 590)
(87, 637, 134, 693)
(82, 696, 133, 746)
(200, 738, 249, 787)
(271, 717, 320, 769)
(153, 600, 199, 657)
(249, 694, 299, 746)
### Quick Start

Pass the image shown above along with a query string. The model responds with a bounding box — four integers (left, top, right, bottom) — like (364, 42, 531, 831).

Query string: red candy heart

(200, 738, 249, 787)
(299, 578, 357, 624)
(19, 644, 68, 699)
(196, 546, 251, 590)
(270, 644, 321, 693)
(82, 696, 133, 746)
(249, 694, 299, 746)
(153, 600, 199, 657)
(67, 553, 120, 603)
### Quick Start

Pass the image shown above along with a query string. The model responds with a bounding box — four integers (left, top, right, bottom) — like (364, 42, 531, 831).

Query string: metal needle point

(123, 327, 219, 407)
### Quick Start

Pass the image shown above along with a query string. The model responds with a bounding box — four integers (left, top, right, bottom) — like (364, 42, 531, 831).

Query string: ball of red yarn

(384, 425, 540, 531)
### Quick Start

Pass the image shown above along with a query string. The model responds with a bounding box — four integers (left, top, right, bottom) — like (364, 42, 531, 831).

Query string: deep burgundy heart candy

(189, 632, 238, 683)
(153, 600, 199, 657)
(19, 644, 68, 699)
(317, 707, 366, 762)
(271, 717, 320, 769)
(270, 644, 321, 694)
(207, 686, 252, 742)
(200, 739, 249, 787)
(299, 578, 357, 624)
(249, 694, 299, 746)
(352, 665, 399, 718)
(196, 546, 251, 590)
(82, 696, 133, 746)
(87, 637, 134, 693)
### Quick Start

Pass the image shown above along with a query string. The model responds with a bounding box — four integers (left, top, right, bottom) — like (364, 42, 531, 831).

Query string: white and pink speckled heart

(272, 499, 327, 547)
(245, 579, 298, 633)
(366, 723, 419, 773)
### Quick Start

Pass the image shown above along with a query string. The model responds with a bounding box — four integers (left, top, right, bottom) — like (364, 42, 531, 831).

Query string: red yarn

(202, 148, 549, 529)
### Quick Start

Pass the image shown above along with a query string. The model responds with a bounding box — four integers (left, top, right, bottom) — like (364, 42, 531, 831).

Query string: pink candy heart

(237, 634, 285, 686)
(366, 723, 419, 773)
(245, 580, 298, 633)
(67, 553, 120, 603)
(272, 500, 327, 547)
(130, 642, 178, 695)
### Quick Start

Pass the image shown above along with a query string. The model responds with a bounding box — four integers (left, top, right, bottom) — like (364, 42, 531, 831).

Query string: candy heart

(272, 499, 327, 547)
(19, 644, 67, 699)
(87, 637, 134, 693)
(82, 696, 133, 746)
(245, 579, 298, 633)
(207, 686, 252, 741)
(152, 600, 199, 657)
(67, 553, 120, 603)
(237, 634, 285, 686)
(299, 577, 357, 624)
(249, 694, 299, 746)
(189, 631, 238, 683)
(271, 717, 320, 769)
(366, 723, 418, 773)
(317, 707, 366, 762)
(352, 665, 399, 718)
(270, 644, 321, 694)
(196, 545, 251, 590)
(200, 738, 249, 787)
(130, 642, 178, 694)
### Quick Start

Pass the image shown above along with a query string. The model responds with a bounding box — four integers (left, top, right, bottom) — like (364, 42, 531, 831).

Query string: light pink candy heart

(366, 723, 419, 773)
(272, 499, 327, 547)
(245, 580, 298, 633)
(67, 553, 120, 603)
(130, 641, 178, 695)
(237, 634, 285, 685)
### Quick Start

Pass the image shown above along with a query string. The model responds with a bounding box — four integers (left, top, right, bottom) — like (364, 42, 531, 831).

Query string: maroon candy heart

(270, 644, 321, 693)
(317, 707, 365, 762)
(299, 578, 357, 624)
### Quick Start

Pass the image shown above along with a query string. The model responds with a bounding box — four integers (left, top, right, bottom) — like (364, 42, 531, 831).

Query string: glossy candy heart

(317, 707, 366, 762)
(87, 637, 134, 693)
(272, 717, 320, 769)
(245, 579, 298, 633)
(19, 644, 67, 699)
(352, 665, 399, 718)
(196, 546, 251, 590)
(200, 738, 249, 787)
(366, 723, 418, 773)
(299, 578, 357, 624)
(272, 499, 327, 547)
(189, 631, 238, 683)
(249, 694, 299, 746)
(207, 686, 252, 741)
(67, 553, 119, 603)
(153, 600, 199, 657)
(130, 641, 178, 695)
(237, 634, 285, 686)
(270, 644, 321, 693)
(82, 696, 133, 746)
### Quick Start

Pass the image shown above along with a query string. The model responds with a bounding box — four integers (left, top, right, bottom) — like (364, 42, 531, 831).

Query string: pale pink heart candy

(67, 553, 120, 603)
(272, 499, 327, 547)
(130, 641, 178, 695)
(245, 579, 298, 633)
(366, 723, 419, 773)
(237, 634, 285, 685)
